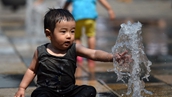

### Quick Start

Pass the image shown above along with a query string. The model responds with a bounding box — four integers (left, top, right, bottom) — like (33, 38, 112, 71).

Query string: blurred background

(0, 0, 172, 97)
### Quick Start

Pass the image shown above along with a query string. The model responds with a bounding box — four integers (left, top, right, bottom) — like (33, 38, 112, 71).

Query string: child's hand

(114, 51, 133, 65)
(14, 88, 25, 97)
(108, 9, 115, 20)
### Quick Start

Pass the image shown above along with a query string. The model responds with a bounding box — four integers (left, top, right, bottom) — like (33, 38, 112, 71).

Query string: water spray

(111, 21, 152, 97)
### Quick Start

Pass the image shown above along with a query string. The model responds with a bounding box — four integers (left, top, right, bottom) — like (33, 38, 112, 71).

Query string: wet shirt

(67, 0, 98, 21)
(36, 43, 77, 93)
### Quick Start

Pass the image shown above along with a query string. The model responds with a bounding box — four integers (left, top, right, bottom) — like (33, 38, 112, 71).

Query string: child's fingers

(114, 53, 121, 59)
(114, 53, 125, 63)
(120, 50, 128, 56)
(114, 51, 132, 64)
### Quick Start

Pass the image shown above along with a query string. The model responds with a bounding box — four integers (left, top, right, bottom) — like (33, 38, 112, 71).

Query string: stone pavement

(0, 28, 34, 97)
(0, 0, 172, 97)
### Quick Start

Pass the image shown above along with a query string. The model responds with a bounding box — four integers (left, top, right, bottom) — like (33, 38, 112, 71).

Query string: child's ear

(45, 29, 51, 39)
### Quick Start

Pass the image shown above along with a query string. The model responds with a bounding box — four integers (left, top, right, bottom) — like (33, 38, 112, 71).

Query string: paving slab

(153, 75, 172, 85)
(107, 83, 172, 97)
(0, 87, 36, 97)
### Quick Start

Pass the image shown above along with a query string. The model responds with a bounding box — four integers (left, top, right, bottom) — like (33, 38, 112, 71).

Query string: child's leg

(31, 87, 58, 97)
(88, 59, 95, 79)
(71, 85, 97, 97)
(88, 36, 96, 79)
(75, 20, 84, 78)
(85, 19, 96, 79)
(75, 56, 83, 78)
(31, 87, 50, 97)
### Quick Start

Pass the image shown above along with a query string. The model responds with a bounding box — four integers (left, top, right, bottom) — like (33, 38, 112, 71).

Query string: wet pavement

(0, 0, 172, 97)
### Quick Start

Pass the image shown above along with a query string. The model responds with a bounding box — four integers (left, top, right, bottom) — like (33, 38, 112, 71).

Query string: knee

(31, 87, 50, 97)
(87, 86, 97, 96)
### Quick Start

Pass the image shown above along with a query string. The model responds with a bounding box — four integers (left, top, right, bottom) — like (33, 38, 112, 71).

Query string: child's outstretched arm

(98, 0, 115, 20)
(76, 44, 128, 62)
(14, 50, 39, 97)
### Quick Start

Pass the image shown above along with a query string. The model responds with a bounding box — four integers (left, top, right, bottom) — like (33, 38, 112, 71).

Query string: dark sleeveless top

(36, 43, 77, 93)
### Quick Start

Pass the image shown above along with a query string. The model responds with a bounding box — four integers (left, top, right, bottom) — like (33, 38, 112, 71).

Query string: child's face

(50, 20, 75, 50)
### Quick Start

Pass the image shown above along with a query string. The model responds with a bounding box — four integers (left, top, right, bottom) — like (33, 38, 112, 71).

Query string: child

(14, 8, 128, 97)
(63, 0, 115, 79)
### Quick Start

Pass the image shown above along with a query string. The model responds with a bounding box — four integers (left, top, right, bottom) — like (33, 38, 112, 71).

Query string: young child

(14, 8, 128, 97)
(63, 0, 115, 79)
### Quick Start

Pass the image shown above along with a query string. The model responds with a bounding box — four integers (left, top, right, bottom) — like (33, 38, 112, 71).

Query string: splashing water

(111, 21, 152, 97)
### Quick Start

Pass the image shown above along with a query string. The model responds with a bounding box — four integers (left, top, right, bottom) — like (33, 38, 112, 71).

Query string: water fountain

(111, 21, 152, 97)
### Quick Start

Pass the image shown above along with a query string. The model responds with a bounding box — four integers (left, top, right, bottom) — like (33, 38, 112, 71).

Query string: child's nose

(66, 32, 71, 38)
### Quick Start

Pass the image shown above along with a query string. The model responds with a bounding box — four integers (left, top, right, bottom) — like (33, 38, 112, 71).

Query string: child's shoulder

(37, 43, 49, 48)
(36, 43, 49, 53)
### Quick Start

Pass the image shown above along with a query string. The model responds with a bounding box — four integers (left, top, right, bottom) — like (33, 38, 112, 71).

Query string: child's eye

(60, 31, 66, 33)
(71, 30, 75, 33)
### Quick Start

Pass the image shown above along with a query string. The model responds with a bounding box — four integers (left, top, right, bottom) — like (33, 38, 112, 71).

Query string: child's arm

(76, 44, 127, 62)
(98, 0, 115, 20)
(63, 1, 71, 9)
(14, 50, 39, 97)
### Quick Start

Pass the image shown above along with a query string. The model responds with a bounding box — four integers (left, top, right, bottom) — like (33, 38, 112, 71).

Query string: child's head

(44, 8, 75, 33)
(44, 8, 76, 50)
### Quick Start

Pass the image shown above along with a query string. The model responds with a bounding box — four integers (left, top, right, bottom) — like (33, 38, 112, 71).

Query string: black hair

(44, 8, 75, 33)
